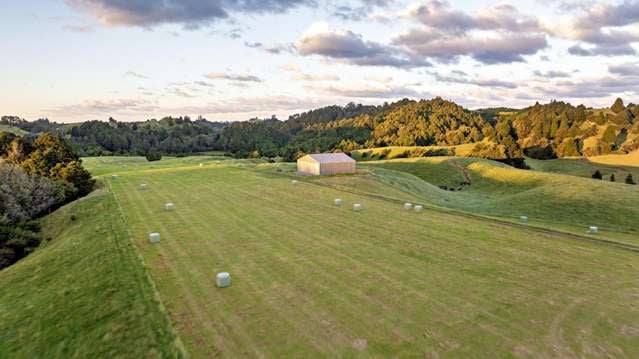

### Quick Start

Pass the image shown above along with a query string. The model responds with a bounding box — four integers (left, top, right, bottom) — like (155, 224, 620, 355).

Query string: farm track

(293, 175, 639, 254)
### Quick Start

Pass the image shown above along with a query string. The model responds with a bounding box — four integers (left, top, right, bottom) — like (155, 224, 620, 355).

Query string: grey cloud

(297, 28, 430, 68)
(432, 71, 517, 88)
(393, 28, 547, 64)
(533, 70, 571, 78)
(244, 41, 294, 54)
(564, 1, 639, 56)
(65, 0, 315, 28)
(609, 62, 639, 76)
(205, 72, 262, 82)
(568, 43, 637, 56)
(408, 1, 541, 33)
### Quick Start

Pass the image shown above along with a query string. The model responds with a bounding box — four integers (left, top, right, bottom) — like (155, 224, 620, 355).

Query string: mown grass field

(80, 156, 639, 357)
(0, 188, 184, 357)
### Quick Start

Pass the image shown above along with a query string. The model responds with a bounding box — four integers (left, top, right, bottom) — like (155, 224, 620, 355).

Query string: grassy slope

(527, 156, 639, 180)
(357, 157, 639, 243)
(351, 144, 477, 161)
(0, 188, 184, 357)
(589, 150, 639, 167)
(100, 160, 639, 357)
(0, 124, 28, 136)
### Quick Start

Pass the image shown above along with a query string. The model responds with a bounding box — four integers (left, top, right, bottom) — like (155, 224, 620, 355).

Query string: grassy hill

(3, 155, 639, 357)
(351, 157, 639, 244)
(0, 188, 185, 357)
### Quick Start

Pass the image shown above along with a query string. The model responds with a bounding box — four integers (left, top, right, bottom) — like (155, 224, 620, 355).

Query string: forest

(2, 97, 637, 163)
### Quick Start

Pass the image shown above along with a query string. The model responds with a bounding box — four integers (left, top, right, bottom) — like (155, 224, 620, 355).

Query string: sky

(1, 0, 639, 123)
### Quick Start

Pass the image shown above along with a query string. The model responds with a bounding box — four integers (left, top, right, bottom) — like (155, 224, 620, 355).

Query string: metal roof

(300, 153, 356, 163)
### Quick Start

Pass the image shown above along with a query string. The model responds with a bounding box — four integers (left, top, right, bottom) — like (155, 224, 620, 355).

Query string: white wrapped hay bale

(291, 180, 299, 184)
(139, 183, 147, 190)
(216, 272, 231, 288)
(165, 203, 175, 211)
(520, 216, 528, 223)
(149, 232, 161, 244)
(353, 203, 363, 212)
(334, 198, 342, 206)
(414, 205, 424, 212)
(404, 203, 413, 211)
(588, 226, 599, 234)
(199, 163, 203, 167)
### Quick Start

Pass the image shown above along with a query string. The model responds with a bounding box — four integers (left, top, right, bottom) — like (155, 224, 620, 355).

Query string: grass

(84, 157, 639, 357)
(0, 187, 185, 358)
(588, 150, 639, 167)
(0, 124, 28, 136)
(527, 155, 639, 180)
(351, 144, 477, 161)
(356, 157, 639, 244)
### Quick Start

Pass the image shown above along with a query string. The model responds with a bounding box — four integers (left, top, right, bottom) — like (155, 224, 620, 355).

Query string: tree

(145, 149, 162, 162)
(50, 160, 95, 197)
(592, 170, 603, 180)
(611, 98, 625, 113)
(20, 133, 78, 177)
(602, 126, 617, 144)
(626, 173, 637, 185)
(610, 173, 615, 182)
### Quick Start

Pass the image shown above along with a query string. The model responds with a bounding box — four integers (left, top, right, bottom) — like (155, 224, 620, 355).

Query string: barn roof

(300, 153, 356, 163)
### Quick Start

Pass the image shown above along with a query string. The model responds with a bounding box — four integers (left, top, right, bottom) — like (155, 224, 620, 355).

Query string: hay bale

(404, 203, 413, 211)
(149, 232, 161, 244)
(520, 216, 528, 223)
(353, 203, 363, 212)
(165, 203, 175, 211)
(216, 272, 231, 288)
(291, 180, 299, 184)
(588, 226, 599, 234)
(139, 183, 147, 190)
(334, 198, 342, 206)
(414, 205, 424, 212)
(199, 163, 203, 167)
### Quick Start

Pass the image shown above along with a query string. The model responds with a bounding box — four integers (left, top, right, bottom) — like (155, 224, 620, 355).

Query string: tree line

(2, 97, 637, 164)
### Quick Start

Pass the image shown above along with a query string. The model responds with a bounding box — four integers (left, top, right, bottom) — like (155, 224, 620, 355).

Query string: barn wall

(297, 159, 320, 175)
(319, 161, 356, 175)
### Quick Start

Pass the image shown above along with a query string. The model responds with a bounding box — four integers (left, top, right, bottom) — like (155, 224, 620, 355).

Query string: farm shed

(297, 153, 356, 176)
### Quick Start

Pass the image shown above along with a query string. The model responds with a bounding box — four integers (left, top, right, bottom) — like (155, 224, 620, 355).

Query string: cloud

(406, 1, 541, 33)
(244, 41, 294, 54)
(536, 75, 639, 98)
(553, 1, 639, 56)
(389, 1, 547, 64)
(609, 62, 639, 76)
(533, 70, 572, 78)
(393, 28, 547, 64)
(205, 72, 262, 82)
(65, 0, 315, 28)
(296, 22, 430, 68)
(308, 83, 424, 99)
(62, 23, 95, 32)
(432, 71, 517, 88)
(332, 0, 395, 21)
(123, 70, 149, 79)
(292, 73, 340, 81)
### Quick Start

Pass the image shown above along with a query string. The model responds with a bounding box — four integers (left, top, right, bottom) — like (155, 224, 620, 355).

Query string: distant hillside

(3, 97, 638, 162)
